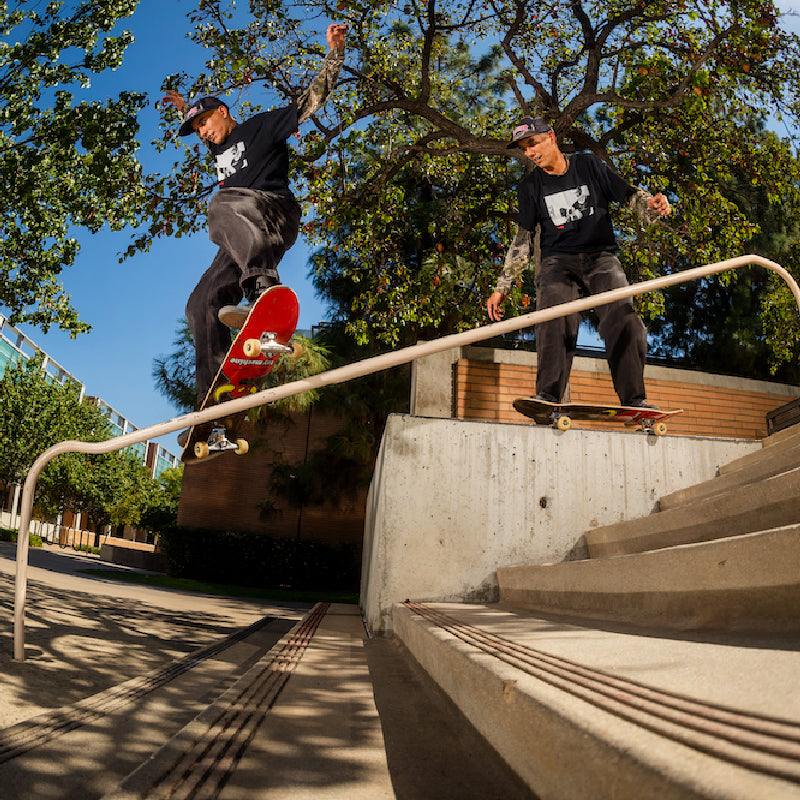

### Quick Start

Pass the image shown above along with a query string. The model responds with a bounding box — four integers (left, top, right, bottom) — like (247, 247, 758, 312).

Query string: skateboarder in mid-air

(163, 23, 347, 413)
(486, 117, 671, 408)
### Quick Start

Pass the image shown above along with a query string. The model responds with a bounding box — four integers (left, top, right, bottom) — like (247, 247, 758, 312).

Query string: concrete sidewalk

(0, 543, 533, 800)
(0, 541, 305, 728)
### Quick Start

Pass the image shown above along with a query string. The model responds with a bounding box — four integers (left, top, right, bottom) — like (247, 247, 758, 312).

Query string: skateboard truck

(193, 426, 250, 460)
(549, 410, 573, 431)
(243, 333, 304, 359)
(640, 418, 668, 436)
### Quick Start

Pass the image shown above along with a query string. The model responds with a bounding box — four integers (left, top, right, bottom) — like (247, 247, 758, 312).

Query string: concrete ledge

(585, 467, 800, 558)
(99, 544, 167, 573)
(361, 415, 760, 635)
(498, 525, 800, 632)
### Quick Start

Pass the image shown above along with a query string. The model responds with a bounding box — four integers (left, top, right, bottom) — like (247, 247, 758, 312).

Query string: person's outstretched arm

(297, 23, 347, 124)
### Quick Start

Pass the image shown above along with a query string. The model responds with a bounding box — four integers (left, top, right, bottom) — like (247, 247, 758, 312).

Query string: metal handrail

(12, 254, 800, 660)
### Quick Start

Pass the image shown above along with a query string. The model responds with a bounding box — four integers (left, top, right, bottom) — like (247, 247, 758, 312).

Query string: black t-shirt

(517, 152, 634, 256)
(209, 103, 298, 194)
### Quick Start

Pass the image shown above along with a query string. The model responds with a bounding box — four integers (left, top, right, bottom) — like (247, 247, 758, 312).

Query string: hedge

(158, 527, 359, 592)
(0, 527, 43, 548)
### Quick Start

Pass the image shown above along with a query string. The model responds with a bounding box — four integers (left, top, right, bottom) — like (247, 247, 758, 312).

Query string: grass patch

(80, 568, 359, 605)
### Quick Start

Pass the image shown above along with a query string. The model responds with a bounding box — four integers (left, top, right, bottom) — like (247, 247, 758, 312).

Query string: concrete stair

(584, 425, 800, 559)
(584, 467, 799, 558)
(497, 425, 800, 633)
(498, 524, 800, 632)
(658, 425, 800, 511)
(389, 425, 800, 799)
(393, 601, 800, 800)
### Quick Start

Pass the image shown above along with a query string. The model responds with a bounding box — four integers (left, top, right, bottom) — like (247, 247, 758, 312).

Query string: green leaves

(0, 351, 177, 530)
(0, 352, 109, 483)
(136, 0, 800, 372)
(152, 318, 198, 413)
(257, 334, 331, 413)
(0, 0, 144, 334)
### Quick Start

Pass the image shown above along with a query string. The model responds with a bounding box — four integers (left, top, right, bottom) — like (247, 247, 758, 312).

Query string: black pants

(534, 252, 647, 406)
(186, 188, 301, 401)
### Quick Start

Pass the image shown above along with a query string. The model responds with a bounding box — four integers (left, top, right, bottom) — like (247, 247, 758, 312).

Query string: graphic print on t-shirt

(216, 141, 248, 182)
(545, 185, 593, 229)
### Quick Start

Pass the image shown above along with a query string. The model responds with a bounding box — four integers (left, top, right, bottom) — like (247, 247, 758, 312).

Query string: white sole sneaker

(218, 304, 252, 329)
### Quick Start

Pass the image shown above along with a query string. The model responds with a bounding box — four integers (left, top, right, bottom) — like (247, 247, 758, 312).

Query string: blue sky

(7, 0, 330, 453)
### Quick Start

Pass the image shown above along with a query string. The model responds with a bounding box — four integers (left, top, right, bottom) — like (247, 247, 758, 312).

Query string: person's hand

(162, 90, 187, 113)
(327, 23, 348, 50)
(487, 291, 506, 322)
(649, 192, 671, 216)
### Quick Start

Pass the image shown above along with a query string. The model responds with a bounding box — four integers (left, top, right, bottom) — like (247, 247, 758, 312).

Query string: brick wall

(178, 410, 366, 545)
(454, 352, 800, 440)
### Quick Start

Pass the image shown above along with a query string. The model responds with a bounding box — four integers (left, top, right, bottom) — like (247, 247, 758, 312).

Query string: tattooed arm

(297, 24, 346, 124)
(628, 188, 671, 224)
(487, 226, 532, 321)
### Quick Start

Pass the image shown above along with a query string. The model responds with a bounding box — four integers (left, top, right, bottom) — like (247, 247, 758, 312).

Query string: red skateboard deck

(181, 285, 300, 464)
(217, 285, 299, 399)
(513, 397, 683, 435)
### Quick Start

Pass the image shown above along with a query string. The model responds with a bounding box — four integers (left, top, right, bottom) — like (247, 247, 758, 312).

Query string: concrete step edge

(660, 456, 800, 512)
(720, 429, 800, 475)
(498, 524, 800, 632)
(761, 423, 800, 449)
(393, 602, 800, 800)
(585, 468, 800, 558)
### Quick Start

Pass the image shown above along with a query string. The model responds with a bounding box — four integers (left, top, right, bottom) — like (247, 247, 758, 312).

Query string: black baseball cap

(179, 96, 227, 136)
(507, 116, 553, 149)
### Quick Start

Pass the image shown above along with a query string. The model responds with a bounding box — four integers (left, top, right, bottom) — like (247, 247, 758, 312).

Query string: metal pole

(12, 255, 800, 660)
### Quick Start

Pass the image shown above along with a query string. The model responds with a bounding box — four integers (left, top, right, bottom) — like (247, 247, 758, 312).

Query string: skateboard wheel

(290, 341, 304, 359)
(556, 415, 572, 431)
(243, 338, 262, 358)
(214, 383, 235, 402)
(194, 442, 210, 459)
(235, 438, 249, 455)
(653, 422, 668, 436)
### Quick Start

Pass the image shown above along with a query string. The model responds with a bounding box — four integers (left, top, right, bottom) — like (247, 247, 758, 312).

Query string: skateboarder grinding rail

(486, 117, 671, 409)
(162, 23, 347, 413)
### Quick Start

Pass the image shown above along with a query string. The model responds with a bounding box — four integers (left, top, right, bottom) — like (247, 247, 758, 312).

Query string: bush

(158, 527, 359, 592)
(0, 527, 43, 548)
